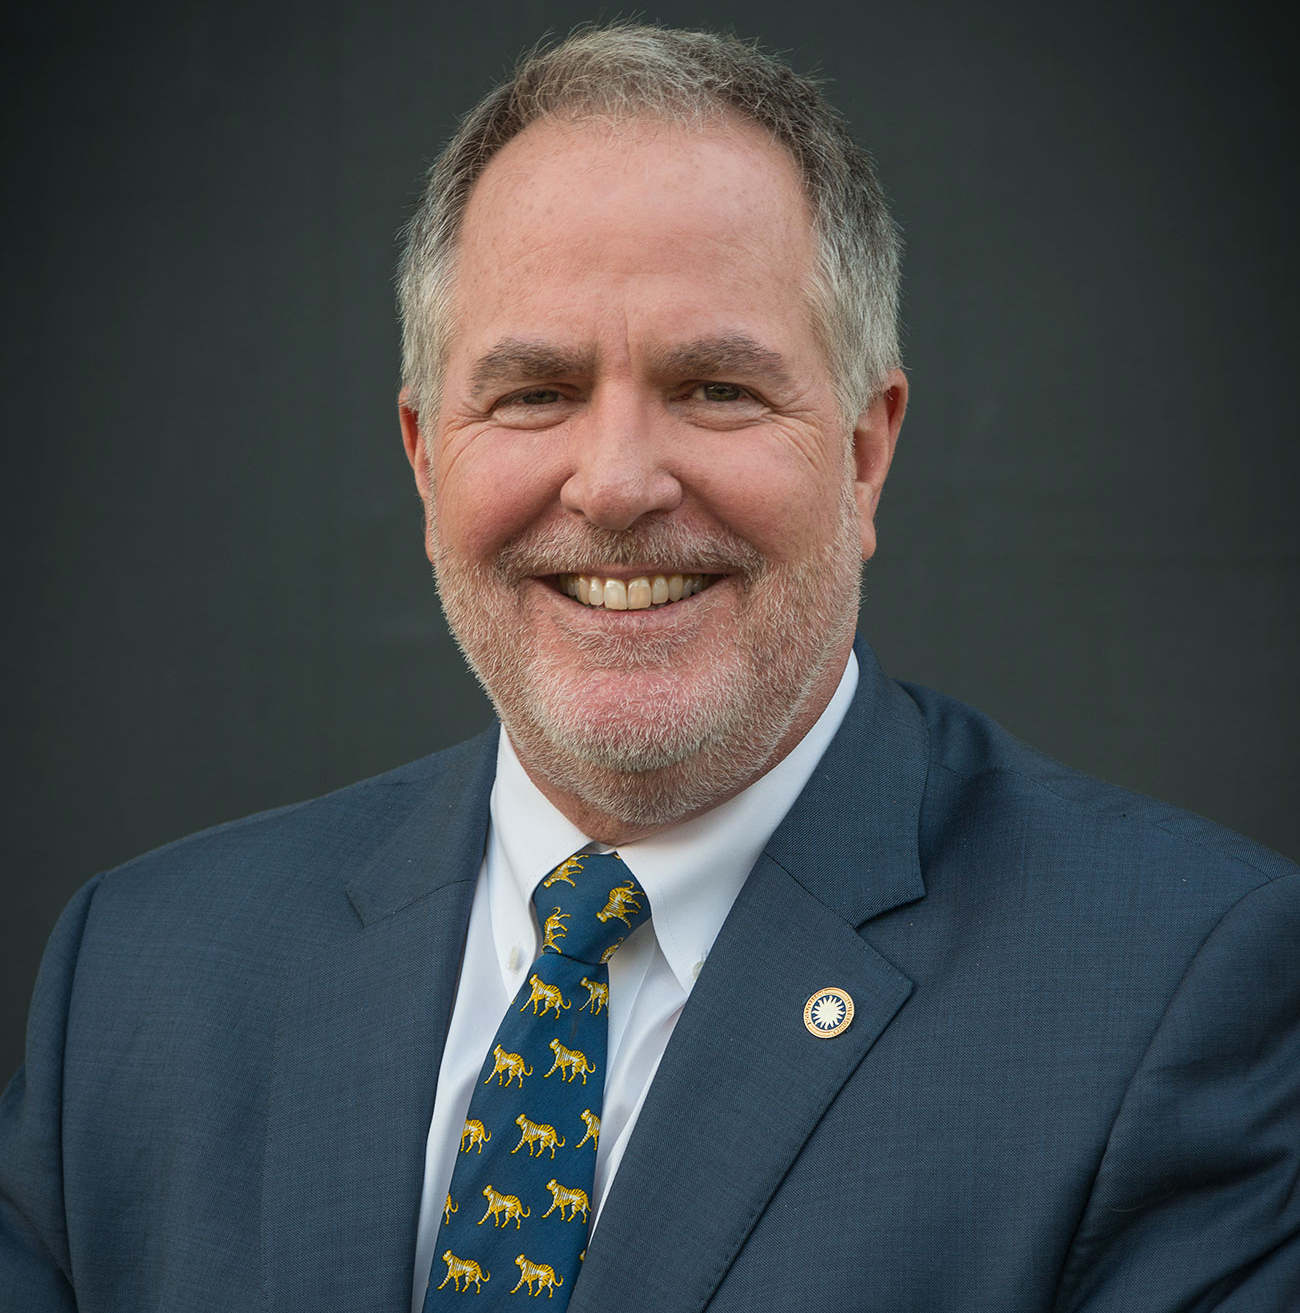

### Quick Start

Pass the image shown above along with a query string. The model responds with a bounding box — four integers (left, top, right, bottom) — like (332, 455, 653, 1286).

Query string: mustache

(493, 519, 765, 580)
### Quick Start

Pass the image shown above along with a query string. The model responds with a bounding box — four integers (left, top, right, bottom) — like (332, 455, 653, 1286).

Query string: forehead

(447, 113, 819, 366)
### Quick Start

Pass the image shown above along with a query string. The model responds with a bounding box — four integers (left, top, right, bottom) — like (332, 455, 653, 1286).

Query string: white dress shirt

(410, 652, 859, 1309)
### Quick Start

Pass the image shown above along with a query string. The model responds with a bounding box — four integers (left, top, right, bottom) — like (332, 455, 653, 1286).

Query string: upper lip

(550, 567, 720, 578)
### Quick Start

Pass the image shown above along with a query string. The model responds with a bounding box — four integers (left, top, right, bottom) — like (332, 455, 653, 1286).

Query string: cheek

(433, 433, 565, 560)
(692, 444, 848, 559)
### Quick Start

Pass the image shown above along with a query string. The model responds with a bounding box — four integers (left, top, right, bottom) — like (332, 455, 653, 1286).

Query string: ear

(398, 388, 433, 502)
(852, 368, 908, 562)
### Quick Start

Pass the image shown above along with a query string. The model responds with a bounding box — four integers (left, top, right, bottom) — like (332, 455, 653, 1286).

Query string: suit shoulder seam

(925, 757, 1287, 885)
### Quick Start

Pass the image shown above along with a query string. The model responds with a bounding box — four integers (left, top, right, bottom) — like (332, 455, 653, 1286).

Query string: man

(2, 24, 1297, 1312)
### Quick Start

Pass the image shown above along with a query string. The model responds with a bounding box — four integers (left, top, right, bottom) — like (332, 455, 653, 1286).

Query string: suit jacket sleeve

(1056, 871, 1300, 1311)
(0, 877, 101, 1311)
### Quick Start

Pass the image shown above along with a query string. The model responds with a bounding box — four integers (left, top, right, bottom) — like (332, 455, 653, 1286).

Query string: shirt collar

(487, 650, 859, 995)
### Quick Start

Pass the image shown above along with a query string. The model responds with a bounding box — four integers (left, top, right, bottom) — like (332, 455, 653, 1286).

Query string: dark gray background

(3, 0, 1296, 1080)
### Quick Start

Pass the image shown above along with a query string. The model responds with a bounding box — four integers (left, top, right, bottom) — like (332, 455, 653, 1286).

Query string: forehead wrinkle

(468, 338, 597, 400)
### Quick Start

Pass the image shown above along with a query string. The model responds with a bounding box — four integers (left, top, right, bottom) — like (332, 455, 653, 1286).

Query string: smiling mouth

(556, 572, 717, 611)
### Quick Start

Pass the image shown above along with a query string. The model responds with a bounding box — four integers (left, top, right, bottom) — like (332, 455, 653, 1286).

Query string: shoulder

(896, 678, 1296, 918)
(73, 727, 498, 953)
(113, 728, 492, 870)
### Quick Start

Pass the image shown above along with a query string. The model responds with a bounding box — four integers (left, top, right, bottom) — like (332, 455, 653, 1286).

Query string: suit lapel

(572, 856, 913, 1313)
(263, 731, 496, 1310)
(572, 644, 930, 1313)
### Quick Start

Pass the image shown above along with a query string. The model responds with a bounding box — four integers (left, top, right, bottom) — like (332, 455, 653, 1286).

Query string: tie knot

(531, 850, 650, 965)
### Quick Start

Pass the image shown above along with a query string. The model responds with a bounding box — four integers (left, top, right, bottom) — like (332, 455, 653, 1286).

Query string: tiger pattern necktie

(423, 850, 650, 1307)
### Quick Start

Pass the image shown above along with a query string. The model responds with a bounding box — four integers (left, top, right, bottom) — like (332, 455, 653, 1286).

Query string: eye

(502, 388, 563, 407)
(489, 386, 574, 430)
(678, 381, 767, 427)
(693, 382, 747, 403)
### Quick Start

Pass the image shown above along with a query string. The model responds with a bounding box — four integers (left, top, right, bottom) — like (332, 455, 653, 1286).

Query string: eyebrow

(468, 339, 596, 401)
(648, 334, 796, 394)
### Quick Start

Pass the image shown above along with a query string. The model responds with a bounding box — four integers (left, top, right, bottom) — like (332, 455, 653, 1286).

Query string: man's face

(402, 114, 904, 835)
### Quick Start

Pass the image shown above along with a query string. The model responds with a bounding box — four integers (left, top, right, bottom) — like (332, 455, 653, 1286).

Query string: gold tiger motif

(541, 908, 570, 952)
(542, 854, 584, 888)
(596, 880, 643, 927)
(519, 974, 570, 1017)
(599, 939, 623, 964)
(542, 1179, 590, 1223)
(575, 1109, 600, 1150)
(460, 1119, 491, 1153)
(438, 1250, 489, 1293)
(484, 1044, 532, 1088)
(443, 1194, 457, 1225)
(512, 1114, 565, 1158)
(511, 1254, 564, 1297)
(479, 1184, 530, 1229)
(578, 977, 608, 1015)
(544, 1038, 595, 1084)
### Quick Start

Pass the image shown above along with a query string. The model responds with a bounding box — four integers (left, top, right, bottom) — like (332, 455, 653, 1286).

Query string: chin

(495, 642, 823, 828)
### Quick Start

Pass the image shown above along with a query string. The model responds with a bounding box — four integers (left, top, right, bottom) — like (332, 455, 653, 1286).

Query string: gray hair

(397, 24, 902, 425)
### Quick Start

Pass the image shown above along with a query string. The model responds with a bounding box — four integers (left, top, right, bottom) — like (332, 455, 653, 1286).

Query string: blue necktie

(423, 851, 650, 1306)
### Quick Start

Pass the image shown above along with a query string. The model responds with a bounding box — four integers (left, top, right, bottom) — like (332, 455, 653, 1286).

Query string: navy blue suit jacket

(3, 642, 1298, 1310)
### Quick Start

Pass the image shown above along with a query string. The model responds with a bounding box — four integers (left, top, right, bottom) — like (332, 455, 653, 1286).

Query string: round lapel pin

(803, 987, 854, 1038)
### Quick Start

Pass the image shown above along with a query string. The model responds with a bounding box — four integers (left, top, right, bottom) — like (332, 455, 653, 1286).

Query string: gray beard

(430, 492, 862, 829)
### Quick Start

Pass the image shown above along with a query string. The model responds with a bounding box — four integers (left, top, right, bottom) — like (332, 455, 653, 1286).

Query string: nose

(559, 388, 682, 531)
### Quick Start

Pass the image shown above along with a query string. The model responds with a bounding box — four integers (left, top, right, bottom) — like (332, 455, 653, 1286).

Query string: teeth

(559, 572, 712, 611)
